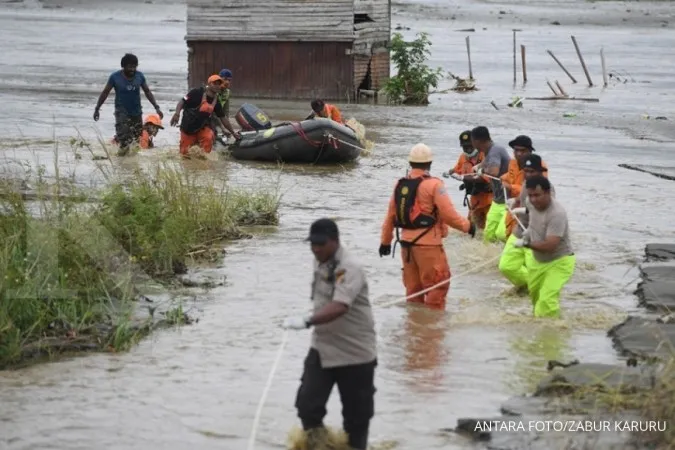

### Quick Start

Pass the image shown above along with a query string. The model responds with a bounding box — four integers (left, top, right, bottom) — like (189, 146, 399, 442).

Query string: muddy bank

(452, 242, 675, 449)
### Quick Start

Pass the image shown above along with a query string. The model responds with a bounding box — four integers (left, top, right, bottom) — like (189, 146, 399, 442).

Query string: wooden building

(185, 0, 391, 100)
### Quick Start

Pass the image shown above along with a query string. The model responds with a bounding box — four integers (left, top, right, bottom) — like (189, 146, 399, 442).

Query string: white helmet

(408, 143, 433, 163)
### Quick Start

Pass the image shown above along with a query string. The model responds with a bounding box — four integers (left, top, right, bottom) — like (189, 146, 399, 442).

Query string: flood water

(2, 0, 675, 448)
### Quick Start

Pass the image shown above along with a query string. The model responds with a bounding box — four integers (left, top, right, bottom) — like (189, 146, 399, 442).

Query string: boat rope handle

(325, 133, 367, 152)
(290, 122, 323, 148)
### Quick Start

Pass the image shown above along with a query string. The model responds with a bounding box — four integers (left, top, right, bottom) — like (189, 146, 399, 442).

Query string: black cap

(522, 154, 547, 171)
(306, 218, 339, 244)
(459, 130, 472, 146)
(470, 126, 490, 141)
(509, 135, 535, 151)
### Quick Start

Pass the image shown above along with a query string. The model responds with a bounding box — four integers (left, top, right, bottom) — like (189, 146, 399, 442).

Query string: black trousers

(295, 348, 377, 450)
(114, 110, 143, 153)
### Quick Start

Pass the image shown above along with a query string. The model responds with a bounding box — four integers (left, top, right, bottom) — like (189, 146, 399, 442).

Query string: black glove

(459, 183, 466, 191)
(467, 222, 477, 238)
(379, 244, 391, 257)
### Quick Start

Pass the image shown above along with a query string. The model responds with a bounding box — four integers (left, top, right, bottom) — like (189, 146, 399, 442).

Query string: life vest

(391, 175, 439, 262)
(393, 175, 438, 230)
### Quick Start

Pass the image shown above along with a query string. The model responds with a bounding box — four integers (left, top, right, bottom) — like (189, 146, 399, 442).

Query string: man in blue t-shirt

(93, 53, 163, 156)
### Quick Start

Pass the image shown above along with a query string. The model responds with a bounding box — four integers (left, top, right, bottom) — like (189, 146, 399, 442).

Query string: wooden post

(546, 80, 560, 96)
(571, 35, 593, 87)
(521, 45, 527, 84)
(466, 36, 473, 80)
(601, 47, 608, 87)
(512, 30, 517, 84)
(555, 80, 568, 97)
(546, 50, 577, 83)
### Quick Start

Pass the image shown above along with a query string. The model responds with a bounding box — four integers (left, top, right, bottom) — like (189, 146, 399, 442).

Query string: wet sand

(1, 0, 675, 449)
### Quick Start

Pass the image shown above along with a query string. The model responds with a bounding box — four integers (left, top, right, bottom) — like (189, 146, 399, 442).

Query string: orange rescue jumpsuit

(501, 159, 549, 238)
(139, 130, 153, 149)
(381, 169, 471, 309)
(452, 152, 493, 229)
(180, 94, 218, 155)
(322, 104, 344, 124)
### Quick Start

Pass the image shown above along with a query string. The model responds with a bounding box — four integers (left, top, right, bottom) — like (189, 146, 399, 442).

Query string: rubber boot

(346, 425, 369, 450)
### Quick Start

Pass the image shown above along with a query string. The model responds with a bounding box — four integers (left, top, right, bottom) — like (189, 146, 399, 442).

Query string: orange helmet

(144, 114, 164, 129)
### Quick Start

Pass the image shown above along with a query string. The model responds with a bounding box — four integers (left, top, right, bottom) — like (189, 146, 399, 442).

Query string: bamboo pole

(466, 36, 473, 79)
(527, 97, 599, 102)
(571, 35, 593, 87)
(555, 80, 568, 97)
(512, 30, 517, 84)
(546, 50, 577, 83)
(546, 80, 561, 96)
(601, 47, 608, 87)
(521, 45, 527, 84)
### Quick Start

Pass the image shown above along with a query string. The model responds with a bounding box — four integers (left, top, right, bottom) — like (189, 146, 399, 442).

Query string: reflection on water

(402, 306, 448, 390)
(508, 325, 574, 392)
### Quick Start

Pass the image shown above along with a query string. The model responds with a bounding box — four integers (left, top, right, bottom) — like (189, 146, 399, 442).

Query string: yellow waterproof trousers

(527, 254, 576, 318)
(499, 234, 534, 288)
(484, 201, 507, 243)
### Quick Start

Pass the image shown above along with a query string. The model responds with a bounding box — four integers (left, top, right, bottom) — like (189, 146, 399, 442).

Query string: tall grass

(0, 144, 280, 369)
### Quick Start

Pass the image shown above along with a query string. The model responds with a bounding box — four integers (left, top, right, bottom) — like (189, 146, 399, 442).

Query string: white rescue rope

(326, 133, 368, 152)
(376, 252, 502, 308)
(246, 250, 501, 449)
(247, 329, 289, 450)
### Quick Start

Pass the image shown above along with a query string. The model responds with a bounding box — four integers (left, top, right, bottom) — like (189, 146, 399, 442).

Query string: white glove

(511, 207, 527, 216)
(442, 171, 450, 178)
(522, 228, 531, 239)
(507, 198, 518, 209)
(473, 166, 484, 175)
(513, 238, 527, 248)
(282, 316, 310, 330)
(450, 173, 463, 181)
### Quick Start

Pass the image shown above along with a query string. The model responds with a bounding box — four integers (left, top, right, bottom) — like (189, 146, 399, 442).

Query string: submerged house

(185, 0, 391, 100)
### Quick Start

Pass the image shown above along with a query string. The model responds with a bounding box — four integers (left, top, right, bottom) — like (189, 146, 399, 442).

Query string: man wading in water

(470, 126, 512, 243)
(283, 218, 377, 450)
(93, 53, 163, 156)
(516, 175, 575, 317)
(499, 154, 553, 291)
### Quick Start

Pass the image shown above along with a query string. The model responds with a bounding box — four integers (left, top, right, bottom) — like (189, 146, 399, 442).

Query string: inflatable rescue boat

(225, 103, 362, 164)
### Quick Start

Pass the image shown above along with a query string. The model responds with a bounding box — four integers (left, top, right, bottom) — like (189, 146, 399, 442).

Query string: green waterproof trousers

(527, 254, 576, 318)
(484, 201, 507, 244)
(499, 234, 534, 288)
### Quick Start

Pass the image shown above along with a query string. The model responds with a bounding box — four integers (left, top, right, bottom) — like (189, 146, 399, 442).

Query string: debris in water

(345, 118, 374, 156)
(508, 96, 523, 107)
(448, 72, 477, 92)
(563, 112, 576, 118)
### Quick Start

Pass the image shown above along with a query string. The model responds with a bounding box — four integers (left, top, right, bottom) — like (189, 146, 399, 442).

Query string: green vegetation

(0, 150, 280, 369)
(383, 32, 444, 105)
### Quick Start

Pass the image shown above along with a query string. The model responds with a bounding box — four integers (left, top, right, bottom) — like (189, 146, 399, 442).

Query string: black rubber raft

(226, 118, 362, 164)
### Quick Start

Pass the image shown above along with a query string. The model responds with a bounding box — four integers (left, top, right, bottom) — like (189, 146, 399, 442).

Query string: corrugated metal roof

(186, 0, 355, 42)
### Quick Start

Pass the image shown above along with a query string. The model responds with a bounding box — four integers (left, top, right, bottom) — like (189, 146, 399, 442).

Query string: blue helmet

(219, 68, 233, 79)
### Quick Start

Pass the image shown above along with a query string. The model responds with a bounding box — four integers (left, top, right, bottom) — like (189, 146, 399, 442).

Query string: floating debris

(448, 72, 477, 92)
(508, 96, 524, 107)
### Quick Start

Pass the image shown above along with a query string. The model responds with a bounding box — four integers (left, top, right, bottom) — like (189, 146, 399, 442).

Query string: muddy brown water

(2, 0, 675, 449)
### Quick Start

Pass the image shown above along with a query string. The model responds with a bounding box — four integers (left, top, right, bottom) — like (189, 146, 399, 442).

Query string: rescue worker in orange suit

(139, 114, 163, 149)
(379, 143, 477, 310)
(442, 130, 493, 229)
(500, 135, 548, 240)
(169, 74, 241, 156)
(307, 99, 344, 124)
(110, 114, 163, 149)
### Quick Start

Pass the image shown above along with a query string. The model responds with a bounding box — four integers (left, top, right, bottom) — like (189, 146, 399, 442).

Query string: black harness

(392, 175, 438, 261)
